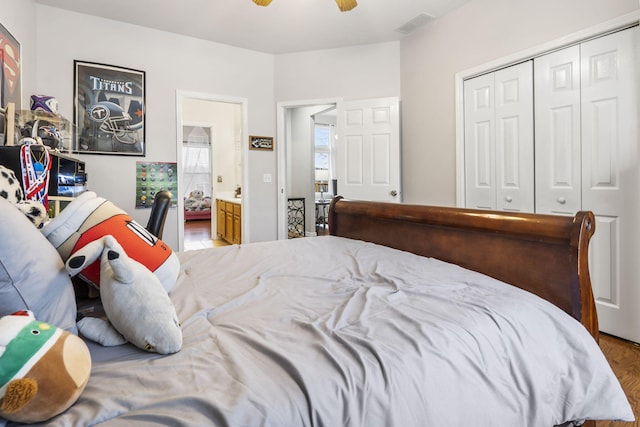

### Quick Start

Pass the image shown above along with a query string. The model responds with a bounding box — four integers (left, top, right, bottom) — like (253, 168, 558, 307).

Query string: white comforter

(14, 236, 634, 426)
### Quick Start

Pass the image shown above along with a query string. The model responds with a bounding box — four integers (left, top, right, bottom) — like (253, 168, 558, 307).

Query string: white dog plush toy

(67, 235, 182, 354)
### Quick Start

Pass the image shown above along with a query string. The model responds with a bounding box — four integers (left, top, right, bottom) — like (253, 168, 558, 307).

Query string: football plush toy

(41, 191, 179, 293)
(0, 311, 91, 424)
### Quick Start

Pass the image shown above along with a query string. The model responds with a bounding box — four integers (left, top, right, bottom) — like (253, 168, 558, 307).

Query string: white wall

(182, 99, 240, 196)
(275, 42, 401, 102)
(400, 0, 640, 206)
(31, 5, 276, 248)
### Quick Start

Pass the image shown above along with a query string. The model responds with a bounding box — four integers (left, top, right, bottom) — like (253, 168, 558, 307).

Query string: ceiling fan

(252, 0, 357, 12)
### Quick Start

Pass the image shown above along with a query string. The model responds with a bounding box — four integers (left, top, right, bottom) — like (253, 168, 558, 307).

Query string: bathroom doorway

(176, 92, 246, 252)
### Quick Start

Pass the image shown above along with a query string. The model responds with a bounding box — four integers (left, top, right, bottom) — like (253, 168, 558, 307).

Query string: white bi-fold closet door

(463, 61, 534, 213)
(464, 26, 639, 343)
(535, 27, 639, 343)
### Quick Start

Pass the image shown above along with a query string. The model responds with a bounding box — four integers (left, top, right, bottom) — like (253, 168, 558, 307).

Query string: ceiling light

(251, 0, 357, 12)
(335, 0, 357, 12)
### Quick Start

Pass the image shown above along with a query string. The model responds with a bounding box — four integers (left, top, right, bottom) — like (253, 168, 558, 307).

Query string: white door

(464, 73, 496, 210)
(336, 97, 401, 202)
(581, 27, 640, 343)
(464, 62, 534, 212)
(534, 45, 582, 216)
(494, 63, 534, 212)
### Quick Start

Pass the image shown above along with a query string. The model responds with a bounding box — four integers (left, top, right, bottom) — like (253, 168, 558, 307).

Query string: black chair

(146, 190, 172, 239)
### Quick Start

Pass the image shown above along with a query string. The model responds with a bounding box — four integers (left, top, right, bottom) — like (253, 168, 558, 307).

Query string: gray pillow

(0, 197, 77, 332)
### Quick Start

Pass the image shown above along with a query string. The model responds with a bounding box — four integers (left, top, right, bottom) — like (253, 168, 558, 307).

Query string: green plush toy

(0, 311, 91, 424)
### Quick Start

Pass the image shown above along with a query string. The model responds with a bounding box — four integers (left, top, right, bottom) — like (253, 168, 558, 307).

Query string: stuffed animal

(69, 235, 182, 355)
(184, 190, 207, 211)
(0, 165, 48, 228)
(41, 191, 179, 293)
(0, 310, 91, 424)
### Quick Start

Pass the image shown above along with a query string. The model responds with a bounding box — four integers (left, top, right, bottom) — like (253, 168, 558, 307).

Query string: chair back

(146, 190, 172, 239)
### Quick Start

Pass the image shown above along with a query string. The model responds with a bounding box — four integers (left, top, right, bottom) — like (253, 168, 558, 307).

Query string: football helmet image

(86, 101, 142, 144)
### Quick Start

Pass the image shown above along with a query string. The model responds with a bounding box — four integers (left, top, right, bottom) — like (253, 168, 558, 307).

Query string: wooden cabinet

(216, 199, 241, 244)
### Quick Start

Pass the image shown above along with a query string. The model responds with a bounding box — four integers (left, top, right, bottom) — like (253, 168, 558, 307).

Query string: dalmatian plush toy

(0, 165, 49, 228)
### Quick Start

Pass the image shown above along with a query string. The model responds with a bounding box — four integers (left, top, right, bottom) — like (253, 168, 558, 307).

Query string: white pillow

(0, 197, 77, 332)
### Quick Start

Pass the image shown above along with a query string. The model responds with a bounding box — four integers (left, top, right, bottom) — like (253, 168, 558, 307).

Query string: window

(182, 126, 211, 198)
(314, 123, 333, 196)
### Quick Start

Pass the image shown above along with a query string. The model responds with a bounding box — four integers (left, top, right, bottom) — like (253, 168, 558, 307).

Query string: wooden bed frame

(329, 197, 597, 338)
(329, 197, 599, 427)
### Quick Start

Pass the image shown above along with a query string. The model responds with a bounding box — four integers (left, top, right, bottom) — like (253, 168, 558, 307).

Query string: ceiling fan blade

(335, 0, 357, 12)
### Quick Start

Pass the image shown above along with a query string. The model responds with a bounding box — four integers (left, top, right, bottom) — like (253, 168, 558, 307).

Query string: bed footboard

(328, 197, 598, 341)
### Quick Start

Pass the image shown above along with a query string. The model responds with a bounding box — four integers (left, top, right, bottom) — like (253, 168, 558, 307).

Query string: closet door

(494, 63, 534, 212)
(534, 46, 582, 215)
(581, 27, 640, 342)
(464, 73, 495, 210)
(464, 62, 533, 212)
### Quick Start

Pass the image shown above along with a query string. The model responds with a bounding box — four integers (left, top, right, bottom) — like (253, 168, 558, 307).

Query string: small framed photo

(249, 135, 274, 151)
(73, 60, 145, 156)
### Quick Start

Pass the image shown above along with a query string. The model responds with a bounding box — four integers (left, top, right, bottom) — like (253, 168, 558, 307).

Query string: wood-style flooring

(183, 219, 228, 250)
(598, 333, 640, 426)
(184, 220, 639, 424)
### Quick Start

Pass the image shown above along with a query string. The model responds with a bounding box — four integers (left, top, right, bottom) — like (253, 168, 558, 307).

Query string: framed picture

(135, 162, 178, 208)
(249, 135, 274, 151)
(0, 22, 21, 110)
(73, 60, 145, 156)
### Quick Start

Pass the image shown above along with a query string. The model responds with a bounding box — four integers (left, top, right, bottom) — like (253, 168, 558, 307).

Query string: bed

(184, 195, 212, 221)
(2, 196, 634, 426)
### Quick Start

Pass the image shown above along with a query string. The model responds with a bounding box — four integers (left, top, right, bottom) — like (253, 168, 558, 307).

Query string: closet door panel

(464, 73, 496, 210)
(581, 27, 640, 342)
(534, 46, 582, 215)
(494, 62, 534, 212)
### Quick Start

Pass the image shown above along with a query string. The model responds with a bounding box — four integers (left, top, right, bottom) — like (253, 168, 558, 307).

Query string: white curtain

(182, 126, 211, 198)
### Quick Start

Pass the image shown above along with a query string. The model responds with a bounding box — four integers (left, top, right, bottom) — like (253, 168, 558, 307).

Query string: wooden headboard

(329, 197, 598, 341)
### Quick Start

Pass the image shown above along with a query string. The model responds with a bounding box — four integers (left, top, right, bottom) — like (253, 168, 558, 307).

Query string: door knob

(557, 197, 567, 204)
(505, 196, 513, 203)
(390, 190, 398, 197)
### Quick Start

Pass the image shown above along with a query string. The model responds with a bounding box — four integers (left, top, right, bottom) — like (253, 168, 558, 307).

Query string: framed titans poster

(73, 60, 145, 156)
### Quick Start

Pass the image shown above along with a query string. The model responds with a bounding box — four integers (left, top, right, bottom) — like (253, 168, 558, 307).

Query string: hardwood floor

(598, 334, 640, 426)
(183, 220, 638, 423)
(183, 219, 229, 250)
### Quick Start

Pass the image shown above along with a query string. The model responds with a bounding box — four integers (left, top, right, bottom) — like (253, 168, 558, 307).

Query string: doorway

(176, 91, 247, 252)
(277, 99, 339, 240)
(277, 97, 401, 240)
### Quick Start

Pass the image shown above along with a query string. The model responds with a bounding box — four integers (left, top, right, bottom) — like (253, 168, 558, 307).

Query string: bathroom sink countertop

(216, 193, 241, 204)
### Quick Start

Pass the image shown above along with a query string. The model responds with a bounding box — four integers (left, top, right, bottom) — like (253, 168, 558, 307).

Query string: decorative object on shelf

(30, 94, 59, 114)
(0, 22, 21, 109)
(17, 109, 70, 151)
(251, 0, 357, 12)
(73, 60, 145, 156)
(249, 135, 274, 151)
